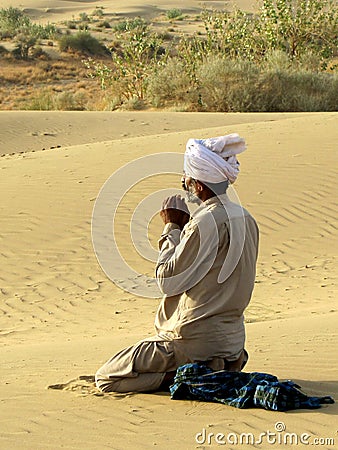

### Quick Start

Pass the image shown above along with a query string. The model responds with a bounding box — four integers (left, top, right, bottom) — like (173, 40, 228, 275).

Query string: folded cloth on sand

(184, 134, 246, 184)
(170, 363, 335, 411)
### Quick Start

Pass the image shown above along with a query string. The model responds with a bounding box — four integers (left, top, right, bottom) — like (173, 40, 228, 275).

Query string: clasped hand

(160, 194, 190, 229)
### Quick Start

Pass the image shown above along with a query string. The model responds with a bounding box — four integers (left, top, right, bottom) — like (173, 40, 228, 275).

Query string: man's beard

(186, 187, 202, 205)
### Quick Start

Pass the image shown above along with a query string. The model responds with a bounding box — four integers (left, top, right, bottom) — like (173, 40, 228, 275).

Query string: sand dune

(1, 0, 258, 24)
(1, 111, 310, 155)
(1, 110, 337, 449)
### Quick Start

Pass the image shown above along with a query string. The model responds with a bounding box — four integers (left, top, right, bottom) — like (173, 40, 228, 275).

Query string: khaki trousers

(95, 339, 179, 393)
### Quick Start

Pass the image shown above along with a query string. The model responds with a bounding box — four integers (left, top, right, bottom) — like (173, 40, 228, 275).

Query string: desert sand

(1, 110, 337, 449)
(0, 0, 258, 24)
(1, 1, 338, 449)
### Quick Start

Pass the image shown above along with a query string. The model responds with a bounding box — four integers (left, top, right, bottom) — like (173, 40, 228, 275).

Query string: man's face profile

(181, 174, 201, 204)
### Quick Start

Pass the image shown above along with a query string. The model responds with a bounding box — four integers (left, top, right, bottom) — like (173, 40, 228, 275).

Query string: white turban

(184, 133, 246, 184)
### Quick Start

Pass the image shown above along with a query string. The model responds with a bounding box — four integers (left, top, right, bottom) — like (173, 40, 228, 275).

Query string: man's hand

(160, 195, 190, 229)
(160, 208, 190, 229)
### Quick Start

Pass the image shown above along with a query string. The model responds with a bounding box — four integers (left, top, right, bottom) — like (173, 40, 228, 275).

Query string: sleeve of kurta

(156, 216, 219, 296)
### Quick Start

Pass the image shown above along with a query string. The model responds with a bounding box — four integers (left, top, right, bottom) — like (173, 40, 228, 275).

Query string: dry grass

(0, 56, 105, 109)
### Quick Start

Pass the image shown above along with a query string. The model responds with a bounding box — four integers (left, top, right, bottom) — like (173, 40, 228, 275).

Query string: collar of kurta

(202, 193, 229, 208)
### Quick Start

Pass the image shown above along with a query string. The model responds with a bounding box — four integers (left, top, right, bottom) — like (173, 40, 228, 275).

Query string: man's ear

(195, 181, 204, 192)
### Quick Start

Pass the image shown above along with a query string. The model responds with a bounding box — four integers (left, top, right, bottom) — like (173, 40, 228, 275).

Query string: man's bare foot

(206, 357, 225, 371)
(206, 349, 249, 372)
(225, 349, 249, 371)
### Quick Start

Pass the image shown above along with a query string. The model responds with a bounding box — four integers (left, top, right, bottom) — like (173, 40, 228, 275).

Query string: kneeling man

(95, 134, 259, 392)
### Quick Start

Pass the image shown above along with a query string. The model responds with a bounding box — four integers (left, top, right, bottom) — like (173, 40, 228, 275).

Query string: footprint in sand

(48, 375, 104, 396)
(48, 376, 135, 398)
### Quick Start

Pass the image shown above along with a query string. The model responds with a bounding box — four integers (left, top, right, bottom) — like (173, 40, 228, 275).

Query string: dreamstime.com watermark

(195, 422, 336, 446)
(91, 152, 246, 298)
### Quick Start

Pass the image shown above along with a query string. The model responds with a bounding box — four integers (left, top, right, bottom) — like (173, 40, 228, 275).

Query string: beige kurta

(95, 194, 259, 392)
(155, 194, 259, 364)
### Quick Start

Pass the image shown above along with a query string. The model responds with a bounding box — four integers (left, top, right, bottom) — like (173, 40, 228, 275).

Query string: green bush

(121, 97, 146, 110)
(78, 23, 89, 31)
(98, 20, 111, 29)
(79, 13, 90, 23)
(30, 23, 57, 39)
(146, 58, 196, 107)
(0, 7, 30, 37)
(85, 26, 164, 101)
(84, 1, 338, 111)
(197, 57, 259, 111)
(146, 54, 338, 112)
(66, 21, 77, 30)
(255, 69, 338, 112)
(200, 0, 338, 67)
(113, 17, 147, 32)
(257, 0, 338, 62)
(199, 56, 338, 112)
(92, 7, 104, 19)
(202, 8, 255, 60)
(0, 7, 57, 39)
(54, 91, 87, 110)
(166, 9, 182, 20)
(58, 32, 108, 55)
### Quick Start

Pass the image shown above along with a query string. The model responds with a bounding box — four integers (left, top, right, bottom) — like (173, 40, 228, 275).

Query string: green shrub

(257, 0, 338, 63)
(54, 91, 87, 110)
(83, 1, 338, 112)
(58, 32, 107, 55)
(0, 7, 30, 37)
(92, 7, 104, 19)
(255, 69, 338, 112)
(85, 26, 164, 100)
(66, 21, 77, 30)
(201, 8, 256, 60)
(197, 57, 260, 111)
(98, 20, 111, 29)
(79, 13, 90, 22)
(262, 49, 293, 72)
(146, 54, 338, 112)
(166, 9, 182, 20)
(202, 0, 338, 67)
(0, 7, 57, 39)
(121, 97, 146, 110)
(78, 23, 89, 31)
(113, 17, 146, 32)
(30, 23, 57, 39)
(146, 58, 196, 107)
(196, 56, 338, 112)
(200, 0, 338, 67)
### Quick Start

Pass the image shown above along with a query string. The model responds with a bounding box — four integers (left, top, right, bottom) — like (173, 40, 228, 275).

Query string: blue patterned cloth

(170, 364, 334, 411)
